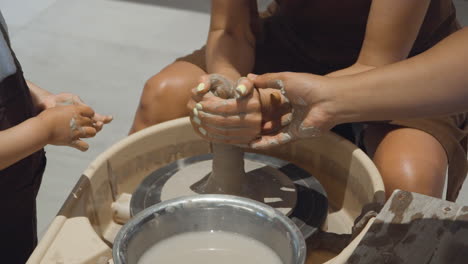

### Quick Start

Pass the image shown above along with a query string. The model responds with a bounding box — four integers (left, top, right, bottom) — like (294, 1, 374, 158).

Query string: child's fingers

(79, 126, 97, 138)
(90, 114, 111, 132)
(93, 121, 104, 132)
(93, 113, 113, 124)
(76, 116, 94, 127)
(69, 140, 89, 152)
(77, 105, 95, 118)
(235, 77, 254, 98)
(72, 123, 97, 139)
(104, 115, 113, 124)
(71, 95, 85, 105)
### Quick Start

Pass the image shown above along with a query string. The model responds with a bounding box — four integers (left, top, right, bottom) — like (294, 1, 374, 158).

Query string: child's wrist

(35, 111, 55, 144)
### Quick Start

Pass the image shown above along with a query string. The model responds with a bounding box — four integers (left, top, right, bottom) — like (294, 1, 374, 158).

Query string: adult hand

(187, 74, 291, 145)
(248, 72, 338, 149)
(187, 74, 260, 145)
(39, 93, 113, 132)
(38, 104, 99, 151)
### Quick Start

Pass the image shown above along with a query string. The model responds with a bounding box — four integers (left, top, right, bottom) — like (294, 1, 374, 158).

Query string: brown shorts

(175, 16, 468, 201)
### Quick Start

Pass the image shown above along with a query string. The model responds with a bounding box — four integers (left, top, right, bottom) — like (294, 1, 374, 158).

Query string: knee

(368, 127, 448, 198)
(140, 76, 176, 106)
(131, 75, 183, 129)
(375, 157, 447, 198)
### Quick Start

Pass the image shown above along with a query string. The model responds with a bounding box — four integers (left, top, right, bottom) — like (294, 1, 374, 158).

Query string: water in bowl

(138, 230, 283, 264)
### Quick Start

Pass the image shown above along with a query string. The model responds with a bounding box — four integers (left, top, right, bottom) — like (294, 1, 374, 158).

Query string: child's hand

(38, 104, 99, 151)
(40, 93, 113, 132)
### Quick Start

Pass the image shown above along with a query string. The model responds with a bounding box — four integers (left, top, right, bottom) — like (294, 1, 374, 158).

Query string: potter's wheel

(131, 153, 328, 238)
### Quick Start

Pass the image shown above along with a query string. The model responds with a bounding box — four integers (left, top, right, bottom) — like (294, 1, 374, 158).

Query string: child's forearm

(0, 116, 49, 170)
(26, 80, 52, 111)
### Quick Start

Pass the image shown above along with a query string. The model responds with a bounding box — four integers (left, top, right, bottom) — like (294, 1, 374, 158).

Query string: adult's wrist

(322, 76, 361, 126)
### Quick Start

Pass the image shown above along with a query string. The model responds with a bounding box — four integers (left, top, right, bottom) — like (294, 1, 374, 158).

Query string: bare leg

(129, 61, 206, 134)
(364, 124, 448, 199)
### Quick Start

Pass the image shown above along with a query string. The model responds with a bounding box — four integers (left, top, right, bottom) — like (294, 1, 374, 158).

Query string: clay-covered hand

(248, 72, 337, 149)
(187, 74, 259, 145)
(39, 93, 113, 132)
(187, 74, 291, 145)
(37, 104, 100, 151)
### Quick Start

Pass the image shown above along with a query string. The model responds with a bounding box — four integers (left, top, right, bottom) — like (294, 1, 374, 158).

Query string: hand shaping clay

(197, 75, 256, 195)
(162, 74, 298, 215)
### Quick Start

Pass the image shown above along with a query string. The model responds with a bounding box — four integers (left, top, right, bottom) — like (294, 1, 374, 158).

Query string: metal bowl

(113, 194, 306, 264)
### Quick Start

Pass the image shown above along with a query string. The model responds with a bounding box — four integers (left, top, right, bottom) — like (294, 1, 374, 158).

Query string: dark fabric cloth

(273, 0, 457, 65)
(176, 0, 467, 201)
(0, 12, 46, 264)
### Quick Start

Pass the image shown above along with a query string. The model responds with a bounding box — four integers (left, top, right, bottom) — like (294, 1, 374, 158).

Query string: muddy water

(138, 231, 283, 264)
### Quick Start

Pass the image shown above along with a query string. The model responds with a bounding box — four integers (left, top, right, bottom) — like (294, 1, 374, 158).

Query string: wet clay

(160, 158, 297, 215)
(201, 143, 247, 194)
(137, 231, 283, 264)
(176, 74, 297, 214)
(202, 75, 251, 195)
